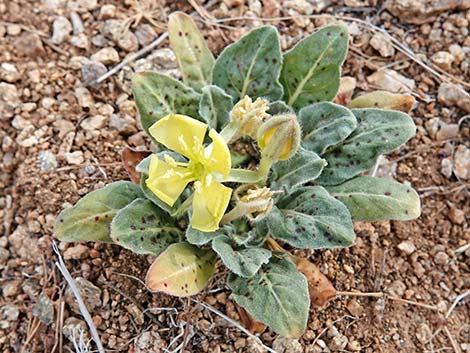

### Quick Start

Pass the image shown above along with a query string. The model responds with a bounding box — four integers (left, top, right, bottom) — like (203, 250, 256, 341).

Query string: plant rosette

(55, 12, 421, 338)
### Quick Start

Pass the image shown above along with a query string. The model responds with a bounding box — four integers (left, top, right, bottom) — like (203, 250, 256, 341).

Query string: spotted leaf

(299, 102, 357, 155)
(228, 256, 309, 338)
(168, 12, 214, 91)
(132, 72, 201, 136)
(280, 25, 349, 110)
(327, 176, 421, 221)
(55, 181, 144, 242)
(213, 26, 283, 101)
(266, 186, 355, 249)
(317, 108, 416, 186)
(111, 199, 183, 256)
(146, 242, 217, 297)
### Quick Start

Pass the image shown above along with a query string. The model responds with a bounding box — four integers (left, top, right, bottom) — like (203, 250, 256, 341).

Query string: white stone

(51, 16, 72, 44)
(397, 241, 416, 255)
(65, 151, 84, 165)
(453, 145, 470, 180)
(431, 51, 454, 71)
(91, 47, 119, 65)
(80, 115, 108, 130)
(370, 33, 395, 57)
(367, 69, 415, 93)
(99, 4, 116, 19)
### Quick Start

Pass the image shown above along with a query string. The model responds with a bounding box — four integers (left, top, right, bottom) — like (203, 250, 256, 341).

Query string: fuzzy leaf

(146, 242, 217, 297)
(199, 85, 233, 130)
(267, 186, 355, 249)
(55, 181, 144, 242)
(213, 26, 283, 101)
(228, 256, 309, 338)
(212, 235, 271, 278)
(111, 199, 183, 256)
(317, 108, 416, 186)
(268, 100, 294, 115)
(299, 102, 357, 155)
(185, 224, 235, 246)
(327, 176, 421, 221)
(168, 12, 214, 91)
(280, 25, 349, 110)
(136, 155, 152, 173)
(270, 148, 327, 189)
(133, 72, 201, 136)
(348, 90, 416, 113)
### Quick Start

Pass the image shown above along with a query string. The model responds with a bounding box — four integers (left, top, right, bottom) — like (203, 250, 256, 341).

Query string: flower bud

(230, 95, 270, 138)
(257, 113, 301, 161)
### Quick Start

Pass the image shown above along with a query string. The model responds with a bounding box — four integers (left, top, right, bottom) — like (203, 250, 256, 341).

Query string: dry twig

(88, 32, 169, 86)
(194, 300, 279, 353)
(336, 291, 439, 311)
(52, 242, 105, 353)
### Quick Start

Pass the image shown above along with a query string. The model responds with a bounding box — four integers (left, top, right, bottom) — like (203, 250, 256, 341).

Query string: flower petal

(149, 114, 207, 159)
(205, 129, 231, 179)
(146, 154, 194, 206)
(191, 179, 232, 232)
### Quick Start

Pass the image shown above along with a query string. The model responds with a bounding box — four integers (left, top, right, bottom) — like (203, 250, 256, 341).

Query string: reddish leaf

(121, 147, 151, 183)
(334, 77, 357, 106)
(295, 258, 336, 307)
(234, 302, 267, 334)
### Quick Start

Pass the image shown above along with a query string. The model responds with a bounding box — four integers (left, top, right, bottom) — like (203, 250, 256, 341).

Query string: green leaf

(213, 26, 283, 101)
(299, 102, 357, 155)
(280, 25, 349, 110)
(317, 108, 416, 186)
(110, 199, 183, 256)
(132, 72, 201, 136)
(212, 235, 271, 278)
(327, 176, 421, 221)
(136, 155, 151, 173)
(268, 100, 294, 115)
(185, 224, 233, 246)
(232, 221, 269, 247)
(228, 256, 309, 338)
(146, 242, 217, 297)
(55, 181, 144, 242)
(168, 12, 214, 91)
(198, 85, 233, 130)
(267, 186, 355, 249)
(270, 148, 327, 189)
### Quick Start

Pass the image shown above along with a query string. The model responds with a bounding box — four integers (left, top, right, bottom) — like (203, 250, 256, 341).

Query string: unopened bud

(257, 114, 301, 161)
(230, 95, 270, 138)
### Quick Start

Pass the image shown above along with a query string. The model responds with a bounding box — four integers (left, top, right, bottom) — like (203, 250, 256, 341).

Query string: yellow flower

(146, 114, 232, 232)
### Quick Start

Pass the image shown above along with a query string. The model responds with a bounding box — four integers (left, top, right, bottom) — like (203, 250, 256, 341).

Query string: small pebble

(51, 16, 72, 44)
(397, 241, 416, 255)
(453, 145, 470, 180)
(434, 251, 449, 265)
(91, 47, 119, 65)
(431, 51, 454, 71)
(448, 207, 465, 225)
(65, 151, 84, 165)
(63, 244, 89, 260)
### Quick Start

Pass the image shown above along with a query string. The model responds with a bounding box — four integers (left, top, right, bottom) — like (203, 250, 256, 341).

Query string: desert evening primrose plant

(55, 12, 421, 338)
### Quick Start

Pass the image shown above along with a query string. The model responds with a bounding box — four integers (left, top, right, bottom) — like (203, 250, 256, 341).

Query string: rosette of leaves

(55, 12, 421, 339)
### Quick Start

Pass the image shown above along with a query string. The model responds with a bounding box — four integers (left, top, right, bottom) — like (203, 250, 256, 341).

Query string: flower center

(188, 159, 207, 180)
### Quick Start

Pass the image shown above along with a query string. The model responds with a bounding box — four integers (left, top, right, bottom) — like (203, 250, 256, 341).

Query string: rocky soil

(1, 0, 469, 352)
